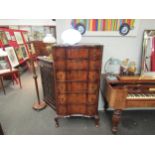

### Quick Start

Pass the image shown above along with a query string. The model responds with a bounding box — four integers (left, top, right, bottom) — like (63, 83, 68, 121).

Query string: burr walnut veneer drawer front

(56, 82, 87, 93)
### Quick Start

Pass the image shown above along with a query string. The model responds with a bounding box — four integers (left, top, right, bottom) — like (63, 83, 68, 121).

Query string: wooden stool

(0, 68, 22, 95)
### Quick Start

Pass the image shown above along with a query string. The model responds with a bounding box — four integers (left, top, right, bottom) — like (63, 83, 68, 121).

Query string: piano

(101, 75, 155, 133)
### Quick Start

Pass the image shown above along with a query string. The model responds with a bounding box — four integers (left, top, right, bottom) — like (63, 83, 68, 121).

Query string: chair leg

(13, 73, 18, 85)
(0, 77, 6, 95)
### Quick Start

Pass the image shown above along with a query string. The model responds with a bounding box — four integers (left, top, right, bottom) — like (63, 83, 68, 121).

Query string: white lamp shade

(43, 34, 56, 43)
(0, 48, 8, 57)
(61, 29, 82, 45)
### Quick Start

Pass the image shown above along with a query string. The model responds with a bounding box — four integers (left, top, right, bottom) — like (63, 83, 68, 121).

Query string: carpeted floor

(0, 68, 155, 135)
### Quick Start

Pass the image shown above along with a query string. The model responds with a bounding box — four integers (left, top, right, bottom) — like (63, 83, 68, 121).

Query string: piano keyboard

(126, 94, 155, 100)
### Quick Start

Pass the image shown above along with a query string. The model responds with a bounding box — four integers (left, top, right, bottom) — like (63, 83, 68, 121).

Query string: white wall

(0, 19, 56, 26)
(56, 19, 155, 110)
(56, 19, 155, 73)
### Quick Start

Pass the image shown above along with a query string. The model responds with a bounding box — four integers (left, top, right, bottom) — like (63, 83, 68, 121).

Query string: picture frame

(5, 31, 12, 40)
(0, 31, 9, 45)
(5, 46, 19, 67)
(27, 43, 36, 54)
(0, 59, 9, 69)
(19, 45, 29, 60)
(0, 48, 9, 69)
(31, 26, 44, 40)
(23, 32, 29, 42)
(11, 35, 16, 41)
(14, 32, 24, 44)
(14, 47, 24, 61)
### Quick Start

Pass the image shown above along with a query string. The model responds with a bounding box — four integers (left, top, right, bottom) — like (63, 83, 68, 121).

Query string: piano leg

(103, 97, 109, 111)
(112, 109, 122, 133)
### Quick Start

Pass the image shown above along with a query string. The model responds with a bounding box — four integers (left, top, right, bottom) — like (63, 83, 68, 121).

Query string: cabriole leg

(54, 116, 59, 127)
(94, 115, 100, 128)
(112, 109, 122, 134)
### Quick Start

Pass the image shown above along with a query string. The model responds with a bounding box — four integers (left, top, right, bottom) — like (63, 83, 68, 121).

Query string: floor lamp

(31, 54, 46, 110)
(32, 33, 56, 110)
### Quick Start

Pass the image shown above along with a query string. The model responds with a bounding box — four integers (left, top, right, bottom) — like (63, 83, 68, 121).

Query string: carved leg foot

(112, 109, 122, 134)
(55, 117, 59, 127)
(94, 115, 100, 128)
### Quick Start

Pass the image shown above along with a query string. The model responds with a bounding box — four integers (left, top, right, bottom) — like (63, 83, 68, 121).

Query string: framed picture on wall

(11, 35, 16, 41)
(71, 19, 140, 37)
(14, 47, 24, 61)
(23, 32, 29, 42)
(19, 45, 29, 59)
(0, 48, 9, 69)
(14, 32, 24, 44)
(27, 43, 36, 54)
(5, 46, 19, 67)
(5, 31, 11, 40)
(0, 31, 9, 45)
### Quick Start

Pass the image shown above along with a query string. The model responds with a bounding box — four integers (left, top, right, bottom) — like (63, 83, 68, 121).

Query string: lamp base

(33, 101, 47, 110)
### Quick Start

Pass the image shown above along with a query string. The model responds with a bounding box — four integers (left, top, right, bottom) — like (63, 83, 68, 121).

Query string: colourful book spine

(112, 19, 115, 31)
(116, 19, 119, 30)
(92, 19, 94, 31)
(131, 19, 135, 28)
(102, 19, 105, 31)
(104, 20, 107, 30)
(114, 19, 117, 30)
(92, 19, 96, 31)
(107, 19, 110, 31)
(76, 19, 79, 24)
(117, 19, 122, 30)
(106, 19, 108, 31)
(83, 19, 86, 27)
(86, 19, 89, 30)
(120, 19, 123, 26)
(97, 19, 101, 31)
(89, 19, 93, 31)
(128, 19, 131, 27)
(115, 19, 117, 30)
(80, 19, 83, 23)
(106, 19, 109, 31)
(95, 19, 98, 31)
(71, 19, 75, 27)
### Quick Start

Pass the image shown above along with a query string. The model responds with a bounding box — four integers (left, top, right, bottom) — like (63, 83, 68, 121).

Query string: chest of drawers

(39, 45, 103, 127)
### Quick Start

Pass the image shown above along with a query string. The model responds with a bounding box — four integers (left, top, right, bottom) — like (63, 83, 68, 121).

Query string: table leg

(112, 109, 122, 134)
(0, 77, 6, 95)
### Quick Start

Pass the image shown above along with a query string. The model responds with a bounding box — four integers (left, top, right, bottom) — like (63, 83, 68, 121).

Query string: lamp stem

(31, 56, 46, 110)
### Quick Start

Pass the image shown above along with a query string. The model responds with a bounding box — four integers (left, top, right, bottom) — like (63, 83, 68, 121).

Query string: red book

(128, 19, 131, 25)
(102, 19, 106, 31)
(92, 19, 96, 31)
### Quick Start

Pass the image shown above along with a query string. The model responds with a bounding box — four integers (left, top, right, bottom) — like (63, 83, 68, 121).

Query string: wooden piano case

(102, 75, 155, 133)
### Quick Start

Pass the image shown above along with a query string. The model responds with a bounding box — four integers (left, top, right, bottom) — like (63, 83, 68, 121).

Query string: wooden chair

(0, 68, 22, 95)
